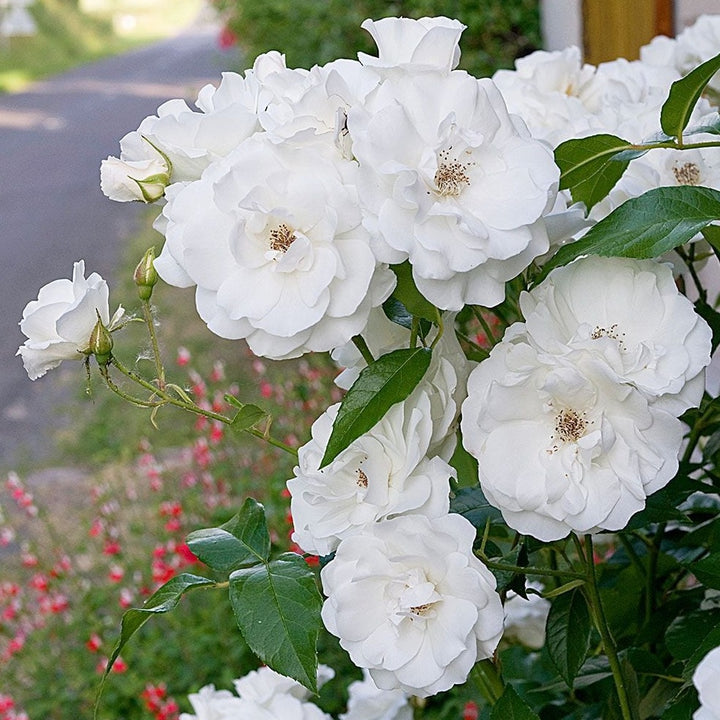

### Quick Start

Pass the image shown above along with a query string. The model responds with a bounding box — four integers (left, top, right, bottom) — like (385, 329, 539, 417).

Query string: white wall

(540, 0, 583, 50)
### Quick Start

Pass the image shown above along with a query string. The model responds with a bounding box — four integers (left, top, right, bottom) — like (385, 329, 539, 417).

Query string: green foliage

(538, 186, 720, 280)
(491, 685, 541, 720)
(211, 0, 540, 76)
(320, 346, 432, 467)
(555, 134, 632, 211)
(186, 499, 271, 572)
(661, 51, 720, 139)
(229, 553, 323, 693)
(546, 589, 592, 688)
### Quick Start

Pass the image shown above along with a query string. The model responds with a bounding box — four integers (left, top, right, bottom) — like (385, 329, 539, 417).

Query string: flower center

(591, 323, 626, 350)
(410, 603, 432, 616)
(673, 162, 701, 186)
(553, 408, 587, 443)
(434, 147, 474, 197)
(355, 468, 368, 488)
(268, 223, 296, 253)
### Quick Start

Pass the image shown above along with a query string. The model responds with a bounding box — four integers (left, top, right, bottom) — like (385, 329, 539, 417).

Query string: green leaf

(103, 573, 214, 682)
(490, 684, 541, 720)
(555, 134, 633, 210)
(695, 300, 720, 354)
(702, 225, 720, 262)
(666, 609, 720, 660)
(229, 553, 322, 692)
(186, 498, 270, 572)
(320, 347, 432, 468)
(450, 486, 502, 529)
(224, 396, 267, 430)
(389, 261, 441, 324)
(546, 588, 592, 688)
(686, 114, 720, 137)
(449, 435, 480, 487)
(661, 51, 720, 138)
(382, 296, 432, 338)
(688, 552, 720, 589)
(539, 186, 720, 281)
(662, 687, 698, 720)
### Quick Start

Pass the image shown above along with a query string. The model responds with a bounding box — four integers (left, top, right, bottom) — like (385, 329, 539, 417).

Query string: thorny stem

(141, 298, 166, 390)
(105, 356, 298, 458)
(645, 523, 666, 625)
(475, 550, 585, 581)
(581, 534, 634, 720)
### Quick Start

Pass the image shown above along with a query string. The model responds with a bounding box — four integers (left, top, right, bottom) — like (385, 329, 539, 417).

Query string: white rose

(503, 584, 551, 650)
(320, 514, 504, 698)
(288, 391, 452, 556)
(693, 646, 720, 720)
(340, 670, 413, 720)
(17, 261, 122, 380)
(520, 256, 712, 414)
(180, 684, 241, 720)
(100, 144, 169, 203)
(154, 134, 395, 360)
(232, 665, 334, 705)
(493, 47, 600, 146)
(358, 16, 466, 73)
(350, 71, 558, 310)
(461, 330, 684, 541)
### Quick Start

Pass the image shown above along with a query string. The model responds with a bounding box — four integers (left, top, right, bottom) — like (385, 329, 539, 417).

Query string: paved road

(0, 21, 236, 469)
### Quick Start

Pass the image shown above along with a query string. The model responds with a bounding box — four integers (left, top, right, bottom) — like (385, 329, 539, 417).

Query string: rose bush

(16, 12, 720, 720)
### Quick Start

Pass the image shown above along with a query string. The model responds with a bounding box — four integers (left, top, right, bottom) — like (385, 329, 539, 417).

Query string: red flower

(218, 25, 237, 49)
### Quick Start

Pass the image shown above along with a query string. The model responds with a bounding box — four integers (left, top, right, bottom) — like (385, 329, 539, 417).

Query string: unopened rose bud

(89, 317, 113, 366)
(134, 172, 170, 203)
(134, 247, 159, 300)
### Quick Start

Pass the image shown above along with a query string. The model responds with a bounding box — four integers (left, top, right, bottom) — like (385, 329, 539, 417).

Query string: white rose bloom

(493, 47, 600, 146)
(257, 59, 380, 155)
(232, 665, 334, 705)
(693, 646, 720, 720)
(340, 670, 413, 720)
(321, 513, 504, 698)
(17, 260, 123, 380)
(332, 311, 473, 457)
(180, 684, 242, 720)
(100, 138, 169, 203)
(233, 666, 311, 704)
(358, 16, 466, 73)
(350, 70, 558, 310)
(154, 134, 395, 360)
(288, 391, 453, 556)
(461, 330, 684, 541)
(519, 256, 712, 414)
(503, 584, 551, 650)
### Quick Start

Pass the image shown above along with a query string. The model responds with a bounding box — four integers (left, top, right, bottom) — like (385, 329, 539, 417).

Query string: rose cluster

(16, 11, 720, 711)
(179, 665, 412, 720)
(493, 15, 720, 222)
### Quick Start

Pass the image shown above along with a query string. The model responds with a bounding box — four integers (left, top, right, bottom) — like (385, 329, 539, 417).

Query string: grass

(0, 0, 204, 93)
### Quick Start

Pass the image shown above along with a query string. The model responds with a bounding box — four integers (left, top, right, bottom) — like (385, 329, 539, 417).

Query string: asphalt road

(0, 21, 236, 468)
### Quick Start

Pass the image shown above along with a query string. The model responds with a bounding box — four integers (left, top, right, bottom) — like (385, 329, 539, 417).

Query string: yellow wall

(583, 0, 674, 63)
